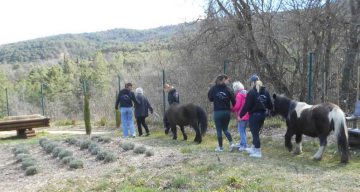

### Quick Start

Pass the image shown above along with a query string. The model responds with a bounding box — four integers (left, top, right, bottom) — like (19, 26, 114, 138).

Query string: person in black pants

(239, 75, 273, 158)
(134, 87, 153, 136)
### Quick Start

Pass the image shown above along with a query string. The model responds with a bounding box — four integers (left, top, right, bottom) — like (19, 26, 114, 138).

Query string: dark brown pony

(272, 94, 349, 163)
(164, 103, 207, 143)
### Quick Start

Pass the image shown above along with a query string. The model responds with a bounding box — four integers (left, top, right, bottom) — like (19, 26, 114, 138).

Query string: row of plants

(39, 138, 83, 169)
(119, 142, 154, 157)
(12, 145, 37, 176)
(65, 137, 116, 163)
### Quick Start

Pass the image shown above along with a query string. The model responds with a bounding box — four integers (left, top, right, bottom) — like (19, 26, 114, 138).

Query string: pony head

(271, 94, 292, 118)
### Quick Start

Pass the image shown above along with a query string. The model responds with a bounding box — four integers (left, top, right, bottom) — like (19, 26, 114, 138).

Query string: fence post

(5, 88, 9, 116)
(162, 70, 166, 117)
(307, 52, 314, 104)
(224, 60, 229, 74)
(115, 75, 121, 128)
(41, 84, 45, 116)
(83, 80, 91, 135)
(117, 75, 121, 92)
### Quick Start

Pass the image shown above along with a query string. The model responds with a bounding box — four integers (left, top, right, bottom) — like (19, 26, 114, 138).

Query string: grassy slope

(1, 119, 360, 192)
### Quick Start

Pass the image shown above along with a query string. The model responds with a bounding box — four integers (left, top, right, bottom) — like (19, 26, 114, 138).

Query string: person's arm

(146, 97, 153, 113)
(232, 94, 241, 112)
(115, 92, 121, 109)
(208, 86, 215, 102)
(131, 92, 140, 105)
(228, 87, 236, 107)
(240, 91, 254, 118)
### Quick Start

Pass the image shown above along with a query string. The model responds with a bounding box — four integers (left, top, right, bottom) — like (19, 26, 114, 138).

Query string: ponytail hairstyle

(255, 80, 263, 93)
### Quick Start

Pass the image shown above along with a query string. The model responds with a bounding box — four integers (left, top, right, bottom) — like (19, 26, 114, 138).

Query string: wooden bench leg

(17, 129, 27, 138)
(26, 128, 36, 137)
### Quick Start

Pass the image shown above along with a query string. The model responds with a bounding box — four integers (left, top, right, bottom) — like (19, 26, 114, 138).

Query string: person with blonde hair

(239, 75, 273, 158)
(134, 87, 153, 136)
(232, 81, 250, 151)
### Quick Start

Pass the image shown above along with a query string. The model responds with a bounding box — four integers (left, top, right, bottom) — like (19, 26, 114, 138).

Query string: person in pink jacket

(232, 81, 250, 151)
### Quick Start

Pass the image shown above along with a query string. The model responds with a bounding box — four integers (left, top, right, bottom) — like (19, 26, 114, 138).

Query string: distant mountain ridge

(0, 25, 184, 64)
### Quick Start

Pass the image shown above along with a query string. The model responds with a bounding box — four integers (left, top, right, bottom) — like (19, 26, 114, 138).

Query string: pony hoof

(312, 156, 322, 161)
(293, 150, 302, 155)
(172, 137, 177, 140)
(183, 137, 188, 141)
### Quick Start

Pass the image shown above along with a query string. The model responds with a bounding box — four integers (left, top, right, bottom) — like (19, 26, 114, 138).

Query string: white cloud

(0, 0, 205, 45)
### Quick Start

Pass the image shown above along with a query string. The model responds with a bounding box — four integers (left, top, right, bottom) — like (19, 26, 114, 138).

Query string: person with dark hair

(115, 83, 139, 138)
(239, 75, 273, 158)
(134, 87, 153, 136)
(208, 74, 236, 152)
(163, 83, 180, 134)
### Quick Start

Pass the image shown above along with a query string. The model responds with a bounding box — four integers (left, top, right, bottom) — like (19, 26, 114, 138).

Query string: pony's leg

(285, 129, 294, 152)
(171, 125, 178, 140)
(192, 123, 201, 143)
(313, 135, 327, 161)
(180, 126, 188, 141)
(293, 134, 303, 155)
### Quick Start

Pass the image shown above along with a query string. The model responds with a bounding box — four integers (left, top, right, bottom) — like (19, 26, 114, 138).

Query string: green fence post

(41, 84, 45, 116)
(83, 80, 91, 135)
(5, 88, 9, 116)
(307, 52, 314, 104)
(224, 60, 229, 74)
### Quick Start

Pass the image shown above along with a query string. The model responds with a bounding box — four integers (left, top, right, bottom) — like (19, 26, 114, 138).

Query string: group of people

(208, 74, 272, 158)
(115, 74, 272, 158)
(114, 82, 179, 138)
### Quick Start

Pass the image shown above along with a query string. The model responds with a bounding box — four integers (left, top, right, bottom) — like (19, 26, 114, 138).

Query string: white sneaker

(246, 145, 255, 154)
(235, 143, 241, 148)
(229, 143, 236, 152)
(238, 146, 247, 152)
(215, 147, 224, 152)
(249, 148, 262, 158)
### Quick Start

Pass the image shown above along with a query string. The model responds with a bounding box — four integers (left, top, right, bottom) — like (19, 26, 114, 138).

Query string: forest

(0, 0, 359, 123)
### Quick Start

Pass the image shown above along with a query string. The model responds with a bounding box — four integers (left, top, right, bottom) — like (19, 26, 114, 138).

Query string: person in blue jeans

(115, 83, 139, 138)
(208, 74, 236, 152)
(240, 75, 273, 158)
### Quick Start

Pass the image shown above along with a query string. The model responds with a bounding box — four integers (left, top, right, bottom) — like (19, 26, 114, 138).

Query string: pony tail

(196, 106, 208, 136)
(331, 108, 350, 163)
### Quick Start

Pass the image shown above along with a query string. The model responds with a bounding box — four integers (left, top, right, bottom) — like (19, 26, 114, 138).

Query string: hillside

(0, 25, 185, 64)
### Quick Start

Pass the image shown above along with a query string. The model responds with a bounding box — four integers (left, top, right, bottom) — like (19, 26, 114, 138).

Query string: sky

(0, 0, 205, 45)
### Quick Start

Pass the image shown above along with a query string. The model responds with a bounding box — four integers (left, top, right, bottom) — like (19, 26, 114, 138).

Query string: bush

(39, 138, 48, 146)
(91, 135, 101, 141)
(58, 150, 73, 159)
(69, 159, 84, 169)
(21, 160, 35, 170)
(134, 146, 147, 154)
(52, 147, 62, 158)
(102, 137, 111, 143)
(80, 140, 91, 150)
(65, 137, 78, 145)
(96, 150, 108, 161)
(61, 156, 75, 165)
(88, 142, 99, 152)
(98, 117, 107, 126)
(16, 153, 32, 162)
(13, 147, 29, 155)
(120, 142, 135, 151)
(90, 147, 101, 155)
(25, 166, 38, 176)
(145, 150, 154, 157)
(104, 153, 116, 163)
(44, 142, 57, 154)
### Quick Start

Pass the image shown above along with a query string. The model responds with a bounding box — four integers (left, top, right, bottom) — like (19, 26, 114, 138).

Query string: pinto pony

(164, 103, 207, 143)
(272, 94, 349, 163)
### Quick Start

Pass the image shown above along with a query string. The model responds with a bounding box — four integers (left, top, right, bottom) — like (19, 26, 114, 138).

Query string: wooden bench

(346, 116, 360, 146)
(0, 114, 50, 138)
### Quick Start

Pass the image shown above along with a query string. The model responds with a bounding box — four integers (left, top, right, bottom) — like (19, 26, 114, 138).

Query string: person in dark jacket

(164, 84, 179, 105)
(163, 83, 180, 134)
(134, 87, 153, 136)
(239, 75, 273, 158)
(115, 83, 139, 138)
(208, 74, 236, 152)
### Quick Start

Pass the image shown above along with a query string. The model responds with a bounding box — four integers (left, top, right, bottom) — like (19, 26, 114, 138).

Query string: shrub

(52, 147, 62, 158)
(80, 140, 91, 150)
(44, 142, 57, 154)
(61, 156, 75, 165)
(104, 153, 116, 163)
(69, 159, 84, 169)
(25, 166, 37, 176)
(91, 135, 101, 141)
(90, 147, 101, 155)
(21, 160, 35, 170)
(134, 146, 147, 154)
(13, 147, 29, 155)
(88, 142, 99, 152)
(58, 150, 73, 159)
(65, 137, 78, 145)
(120, 142, 135, 151)
(39, 138, 48, 146)
(16, 153, 32, 162)
(145, 150, 154, 157)
(102, 137, 111, 143)
(96, 150, 108, 161)
(98, 117, 107, 126)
